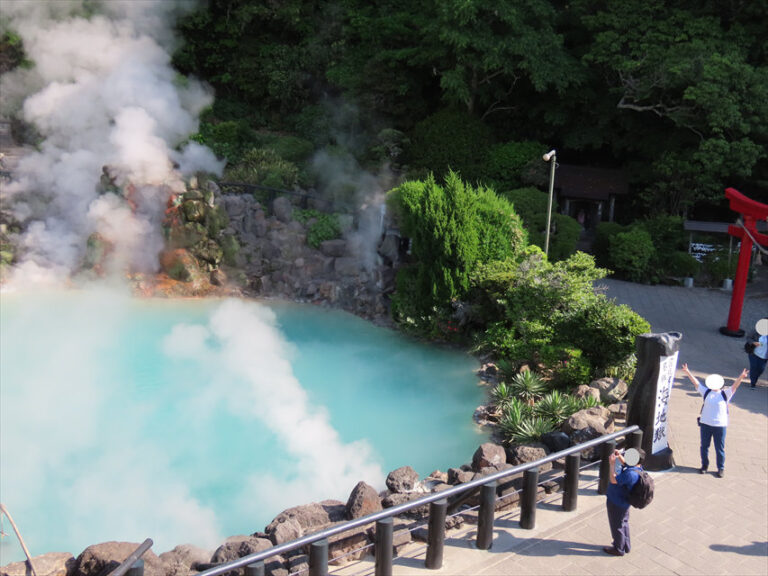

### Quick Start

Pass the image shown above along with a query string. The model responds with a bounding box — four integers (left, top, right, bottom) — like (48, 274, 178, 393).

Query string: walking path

(339, 274, 768, 575)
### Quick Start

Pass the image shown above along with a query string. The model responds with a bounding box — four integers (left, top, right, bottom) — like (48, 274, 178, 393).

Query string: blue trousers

(749, 353, 766, 387)
(700, 423, 727, 471)
(606, 500, 631, 554)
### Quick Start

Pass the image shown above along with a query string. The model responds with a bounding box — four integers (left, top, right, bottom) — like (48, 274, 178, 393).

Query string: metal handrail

(106, 538, 153, 576)
(197, 425, 639, 576)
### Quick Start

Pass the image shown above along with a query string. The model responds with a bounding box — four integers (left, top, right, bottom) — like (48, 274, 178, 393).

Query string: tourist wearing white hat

(681, 363, 749, 478)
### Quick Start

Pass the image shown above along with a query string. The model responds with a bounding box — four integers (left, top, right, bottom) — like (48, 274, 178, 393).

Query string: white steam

(0, 0, 223, 286)
(163, 299, 386, 512)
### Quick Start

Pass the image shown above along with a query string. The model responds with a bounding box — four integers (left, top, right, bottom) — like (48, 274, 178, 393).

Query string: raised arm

(681, 363, 700, 388)
(730, 368, 749, 395)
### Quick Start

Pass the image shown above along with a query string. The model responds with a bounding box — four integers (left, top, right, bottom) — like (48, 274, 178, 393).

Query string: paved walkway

(339, 273, 768, 575)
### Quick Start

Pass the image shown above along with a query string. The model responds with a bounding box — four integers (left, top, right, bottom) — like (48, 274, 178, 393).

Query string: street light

(542, 149, 557, 257)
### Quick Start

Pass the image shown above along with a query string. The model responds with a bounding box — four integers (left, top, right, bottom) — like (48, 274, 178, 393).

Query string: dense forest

(169, 0, 768, 217)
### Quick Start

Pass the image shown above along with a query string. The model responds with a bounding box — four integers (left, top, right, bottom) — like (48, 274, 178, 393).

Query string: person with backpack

(682, 363, 749, 478)
(604, 447, 646, 556)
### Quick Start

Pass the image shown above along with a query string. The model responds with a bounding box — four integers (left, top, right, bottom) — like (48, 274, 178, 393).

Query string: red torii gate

(719, 187, 768, 337)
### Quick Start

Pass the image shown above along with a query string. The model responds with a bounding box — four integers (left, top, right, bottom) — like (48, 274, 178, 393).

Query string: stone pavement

(337, 274, 768, 576)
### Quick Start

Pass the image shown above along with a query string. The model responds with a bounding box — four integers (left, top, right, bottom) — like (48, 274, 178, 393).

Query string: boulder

(589, 377, 629, 403)
(158, 545, 211, 576)
(210, 536, 273, 563)
(562, 406, 615, 436)
(345, 481, 382, 519)
(540, 431, 571, 453)
(265, 501, 346, 544)
(385, 466, 420, 493)
(381, 493, 429, 518)
(573, 384, 601, 402)
(472, 442, 506, 471)
(272, 197, 293, 223)
(506, 443, 552, 472)
(72, 542, 164, 576)
(333, 257, 361, 276)
(182, 199, 206, 223)
(447, 467, 475, 484)
(1, 553, 74, 576)
(319, 239, 347, 257)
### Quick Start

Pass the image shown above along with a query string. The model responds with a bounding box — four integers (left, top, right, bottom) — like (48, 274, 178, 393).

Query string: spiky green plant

(509, 370, 548, 405)
(496, 358, 518, 382)
(578, 394, 602, 409)
(509, 416, 556, 444)
(534, 390, 571, 425)
(491, 381, 515, 415)
(498, 398, 530, 440)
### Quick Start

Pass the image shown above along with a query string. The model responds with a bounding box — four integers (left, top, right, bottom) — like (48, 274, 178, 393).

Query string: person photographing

(681, 363, 748, 477)
(604, 447, 645, 556)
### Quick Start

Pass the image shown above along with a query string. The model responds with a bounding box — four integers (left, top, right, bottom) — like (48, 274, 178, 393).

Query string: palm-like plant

(510, 416, 556, 444)
(534, 390, 570, 425)
(491, 381, 515, 416)
(498, 398, 530, 440)
(578, 394, 602, 409)
(509, 370, 548, 405)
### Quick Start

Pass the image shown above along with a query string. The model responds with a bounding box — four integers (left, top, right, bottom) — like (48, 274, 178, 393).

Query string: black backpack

(628, 468, 654, 509)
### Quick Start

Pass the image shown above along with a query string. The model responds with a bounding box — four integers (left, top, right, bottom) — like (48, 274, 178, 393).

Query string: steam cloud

(163, 299, 386, 512)
(0, 0, 223, 287)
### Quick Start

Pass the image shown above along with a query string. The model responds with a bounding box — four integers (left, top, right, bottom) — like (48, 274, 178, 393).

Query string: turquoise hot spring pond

(0, 290, 488, 564)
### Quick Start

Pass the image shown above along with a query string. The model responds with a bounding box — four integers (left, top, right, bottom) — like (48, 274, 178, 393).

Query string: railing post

(599, 440, 617, 495)
(629, 429, 643, 451)
(520, 466, 539, 529)
(125, 560, 143, 576)
(425, 499, 447, 569)
(309, 539, 328, 576)
(375, 517, 393, 576)
(476, 481, 496, 550)
(563, 453, 580, 512)
(244, 562, 265, 576)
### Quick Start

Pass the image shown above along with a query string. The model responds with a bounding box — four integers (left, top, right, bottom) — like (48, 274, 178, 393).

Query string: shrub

(561, 297, 650, 372)
(224, 148, 299, 189)
(601, 353, 638, 383)
(406, 107, 493, 181)
(609, 226, 655, 282)
(663, 251, 701, 280)
(254, 133, 314, 162)
(592, 221, 625, 269)
(699, 248, 738, 286)
(220, 235, 240, 267)
(306, 213, 341, 249)
(543, 346, 593, 388)
(484, 141, 547, 190)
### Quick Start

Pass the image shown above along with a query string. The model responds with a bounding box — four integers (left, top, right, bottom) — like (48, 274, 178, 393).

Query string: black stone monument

(626, 332, 682, 471)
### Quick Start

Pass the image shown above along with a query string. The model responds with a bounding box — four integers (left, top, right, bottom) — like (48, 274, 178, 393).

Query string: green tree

(431, 0, 580, 119)
(577, 0, 768, 212)
(388, 171, 525, 324)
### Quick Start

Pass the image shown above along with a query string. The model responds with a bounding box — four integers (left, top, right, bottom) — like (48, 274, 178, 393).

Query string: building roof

(556, 164, 629, 201)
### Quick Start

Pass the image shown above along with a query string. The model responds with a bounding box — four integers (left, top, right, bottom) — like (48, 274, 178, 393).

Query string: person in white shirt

(682, 363, 748, 478)
(747, 318, 768, 389)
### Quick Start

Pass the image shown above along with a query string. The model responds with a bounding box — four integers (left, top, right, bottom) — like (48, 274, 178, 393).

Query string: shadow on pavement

(710, 541, 768, 557)
(513, 538, 605, 557)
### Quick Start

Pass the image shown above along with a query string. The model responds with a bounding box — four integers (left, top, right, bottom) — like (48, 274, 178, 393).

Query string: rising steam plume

(0, 0, 223, 287)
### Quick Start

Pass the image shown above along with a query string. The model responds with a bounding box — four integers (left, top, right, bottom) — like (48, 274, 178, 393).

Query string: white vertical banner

(651, 351, 679, 454)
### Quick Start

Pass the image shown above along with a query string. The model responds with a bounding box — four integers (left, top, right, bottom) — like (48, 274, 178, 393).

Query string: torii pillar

(718, 187, 768, 337)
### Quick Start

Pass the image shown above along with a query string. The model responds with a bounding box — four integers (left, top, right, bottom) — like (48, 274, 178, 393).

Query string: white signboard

(651, 351, 679, 454)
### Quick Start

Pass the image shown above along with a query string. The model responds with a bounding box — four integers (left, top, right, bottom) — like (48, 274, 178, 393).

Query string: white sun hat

(705, 374, 725, 390)
(623, 448, 641, 467)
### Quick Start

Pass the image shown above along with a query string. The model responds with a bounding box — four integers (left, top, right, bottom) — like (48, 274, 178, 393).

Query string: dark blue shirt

(606, 465, 641, 509)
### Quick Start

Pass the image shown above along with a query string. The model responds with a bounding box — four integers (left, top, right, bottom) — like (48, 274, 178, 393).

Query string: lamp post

(542, 149, 557, 257)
